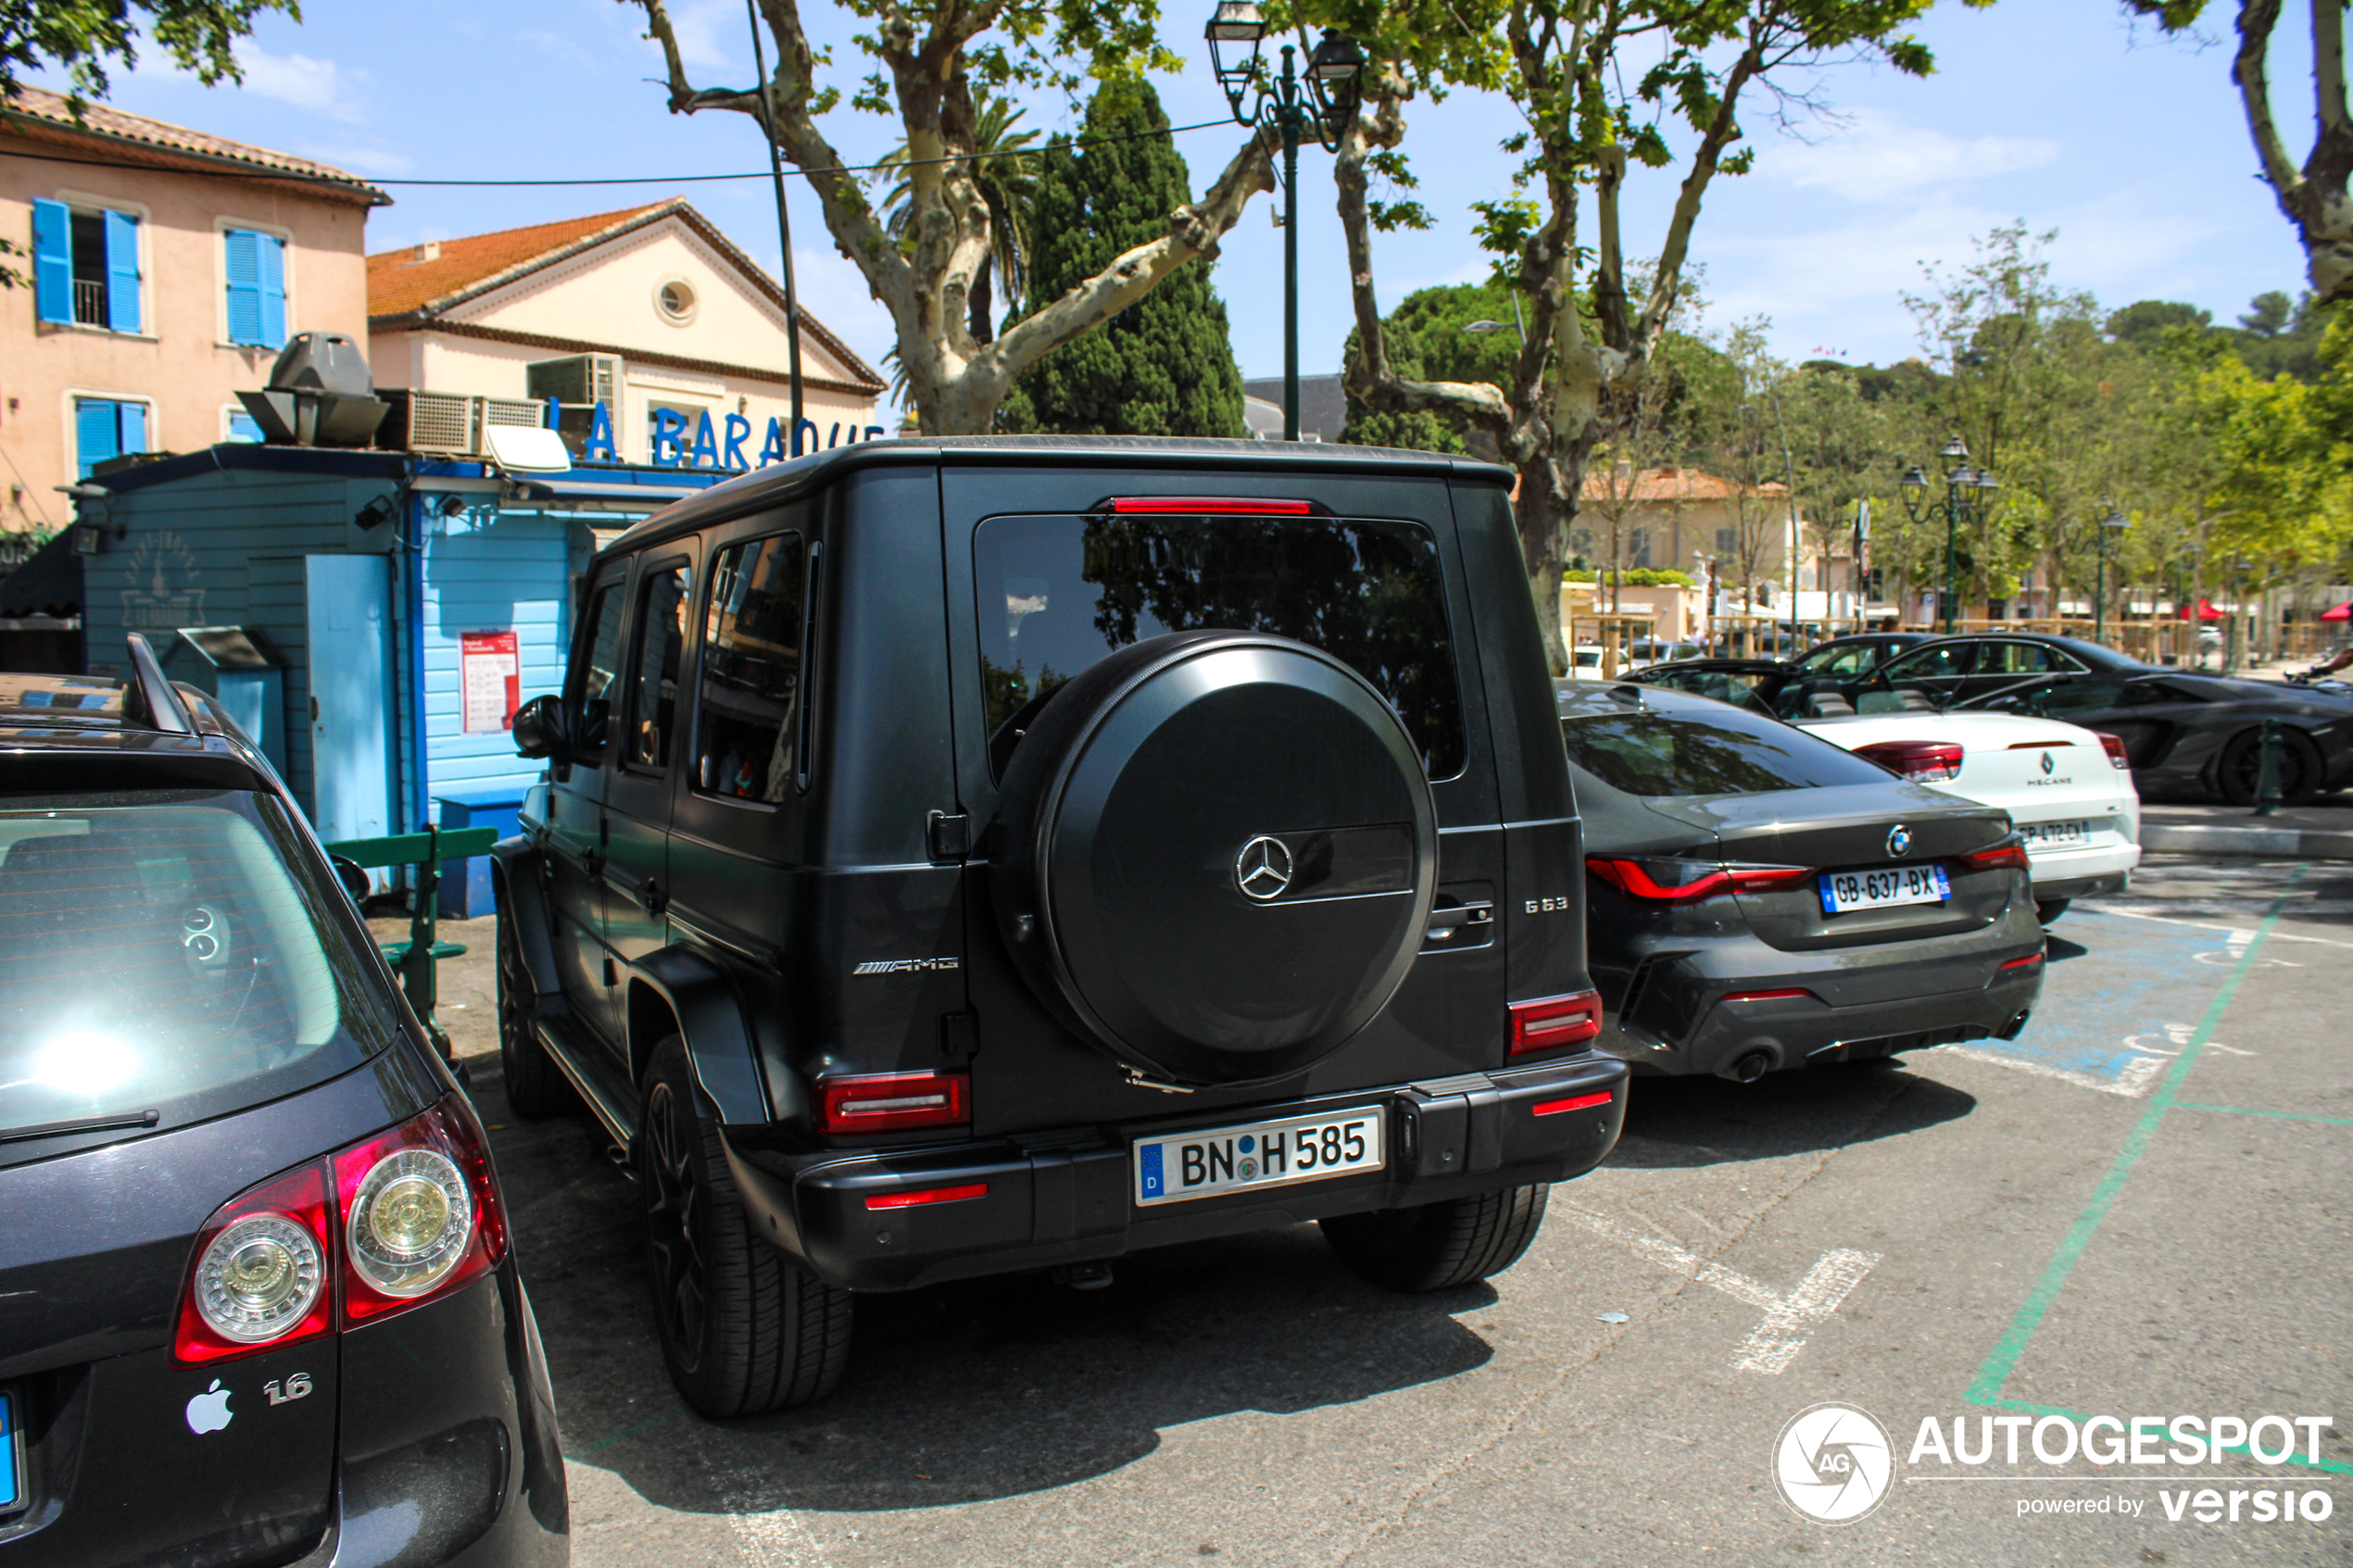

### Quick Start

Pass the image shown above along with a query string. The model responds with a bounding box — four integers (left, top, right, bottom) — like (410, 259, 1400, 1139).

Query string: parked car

(497, 438, 1630, 1416)
(1566, 643, 1610, 677)
(0, 643, 567, 1567)
(1824, 633, 2145, 709)
(1556, 680, 2045, 1082)
(1622, 657, 1921, 720)
(1782, 632, 1941, 679)
(1793, 710, 2142, 922)
(1958, 666, 2353, 806)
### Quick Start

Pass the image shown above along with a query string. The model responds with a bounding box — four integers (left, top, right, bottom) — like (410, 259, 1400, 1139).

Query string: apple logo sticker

(184, 1379, 233, 1436)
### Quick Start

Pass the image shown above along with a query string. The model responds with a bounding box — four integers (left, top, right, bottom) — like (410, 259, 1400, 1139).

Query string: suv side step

(535, 1017, 640, 1148)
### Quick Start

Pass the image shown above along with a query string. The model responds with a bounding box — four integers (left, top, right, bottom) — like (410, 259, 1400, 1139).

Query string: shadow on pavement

(1606, 1058, 1976, 1170)
(2044, 934, 2091, 962)
(476, 1067, 1501, 1512)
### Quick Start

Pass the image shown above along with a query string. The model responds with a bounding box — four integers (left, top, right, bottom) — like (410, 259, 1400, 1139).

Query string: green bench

(324, 824, 497, 1056)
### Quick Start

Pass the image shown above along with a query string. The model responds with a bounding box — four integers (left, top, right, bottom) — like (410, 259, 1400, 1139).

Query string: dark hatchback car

(0, 647, 565, 1568)
(1959, 665, 2353, 805)
(1556, 681, 2046, 1081)
(497, 437, 1629, 1415)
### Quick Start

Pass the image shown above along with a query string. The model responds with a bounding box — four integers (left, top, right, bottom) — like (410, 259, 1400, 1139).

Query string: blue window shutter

(76, 399, 120, 478)
(119, 401, 146, 456)
(258, 232, 287, 348)
(228, 410, 264, 443)
(32, 199, 72, 324)
(104, 209, 141, 332)
(224, 229, 262, 345)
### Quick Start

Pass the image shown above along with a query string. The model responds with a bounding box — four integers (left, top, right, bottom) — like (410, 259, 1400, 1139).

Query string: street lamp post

(1206, 3, 1364, 442)
(2093, 500, 2129, 647)
(1897, 433, 1998, 635)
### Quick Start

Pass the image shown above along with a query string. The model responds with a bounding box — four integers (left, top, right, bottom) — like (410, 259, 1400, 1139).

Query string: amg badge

(852, 957, 962, 975)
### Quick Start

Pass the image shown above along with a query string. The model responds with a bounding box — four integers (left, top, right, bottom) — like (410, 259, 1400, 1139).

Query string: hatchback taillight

(1508, 991, 1604, 1055)
(816, 1070, 971, 1135)
(1958, 840, 2032, 872)
(1586, 858, 1812, 903)
(1855, 740, 1965, 783)
(2093, 731, 2131, 769)
(172, 1096, 507, 1365)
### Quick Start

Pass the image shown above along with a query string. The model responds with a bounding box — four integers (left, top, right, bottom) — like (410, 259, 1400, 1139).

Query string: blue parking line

(1944, 907, 2240, 1095)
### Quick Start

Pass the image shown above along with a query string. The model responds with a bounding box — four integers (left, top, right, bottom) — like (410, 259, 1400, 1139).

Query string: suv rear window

(975, 512, 1466, 778)
(0, 789, 393, 1153)
(1561, 709, 1893, 797)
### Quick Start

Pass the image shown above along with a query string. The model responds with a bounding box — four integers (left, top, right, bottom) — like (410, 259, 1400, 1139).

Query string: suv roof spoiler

(125, 633, 195, 734)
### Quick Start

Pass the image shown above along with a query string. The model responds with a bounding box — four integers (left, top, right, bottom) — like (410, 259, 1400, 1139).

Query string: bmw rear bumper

(721, 1055, 1629, 1292)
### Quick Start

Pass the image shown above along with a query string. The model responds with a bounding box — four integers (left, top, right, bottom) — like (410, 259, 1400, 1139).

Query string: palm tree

(874, 93, 1040, 345)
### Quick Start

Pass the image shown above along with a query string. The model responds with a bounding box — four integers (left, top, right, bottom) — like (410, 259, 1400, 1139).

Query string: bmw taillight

(1585, 858, 1812, 903)
(1508, 991, 1604, 1055)
(1958, 839, 2032, 872)
(816, 1070, 971, 1135)
(172, 1096, 508, 1365)
(1855, 740, 1965, 783)
(2093, 732, 2131, 769)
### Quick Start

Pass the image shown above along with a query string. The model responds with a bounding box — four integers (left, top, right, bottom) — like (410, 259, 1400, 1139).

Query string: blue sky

(35, 0, 2317, 395)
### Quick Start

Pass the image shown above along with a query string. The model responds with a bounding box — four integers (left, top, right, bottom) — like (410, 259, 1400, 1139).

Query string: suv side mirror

(329, 854, 371, 904)
(513, 694, 570, 760)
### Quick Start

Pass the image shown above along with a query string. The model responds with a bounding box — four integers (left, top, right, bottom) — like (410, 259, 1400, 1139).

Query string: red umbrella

(2323, 601, 2351, 622)
(2178, 596, 2225, 621)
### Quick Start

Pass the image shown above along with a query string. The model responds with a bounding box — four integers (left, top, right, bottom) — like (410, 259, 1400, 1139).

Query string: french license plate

(1818, 863, 1951, 914)
(2019, 820, 2089, 848)
(1134, 1107, 1385, 1207)
(0, 1389, 19, 1513)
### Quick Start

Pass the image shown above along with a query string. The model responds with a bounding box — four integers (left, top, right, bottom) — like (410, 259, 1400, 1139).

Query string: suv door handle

(582, 847, 604, 880)
(641, 876, 667, 917)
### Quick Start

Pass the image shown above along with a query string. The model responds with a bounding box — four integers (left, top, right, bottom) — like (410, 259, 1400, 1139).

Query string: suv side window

(625, 563, 691, 771)
(572, 570, 630, 749)
(695, 533, 808, 802)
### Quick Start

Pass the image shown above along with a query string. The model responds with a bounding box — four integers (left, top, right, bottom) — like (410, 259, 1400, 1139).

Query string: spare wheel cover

(995, 631, 1439, 1086)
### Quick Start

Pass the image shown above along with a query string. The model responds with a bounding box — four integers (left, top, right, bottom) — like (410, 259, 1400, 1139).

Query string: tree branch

(1635, 37, 1760, 350)
(2233, 0, 2303, 199)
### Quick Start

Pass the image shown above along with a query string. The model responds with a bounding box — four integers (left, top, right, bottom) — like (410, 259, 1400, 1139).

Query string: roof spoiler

(125, 632, 195, 734)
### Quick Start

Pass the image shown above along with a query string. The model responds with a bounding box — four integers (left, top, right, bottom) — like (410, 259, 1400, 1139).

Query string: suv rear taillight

(2093, 732, 2131, 769)
(1958, 839, 2032, 872)
(172, 1096, 508, 1365)
(1508, 991, 1603, 1055)
(1585, 858, 1812, 903)
(1854, 740, 1965, 782)
(816, 1070, 971, 1135)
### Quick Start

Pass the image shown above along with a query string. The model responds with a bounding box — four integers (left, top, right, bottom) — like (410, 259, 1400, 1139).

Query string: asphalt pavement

(422, 854, 2351, 1565)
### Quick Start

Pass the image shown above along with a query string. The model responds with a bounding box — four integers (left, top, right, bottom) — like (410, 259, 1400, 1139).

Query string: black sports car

(1626, 656, 1943, 721)
(1959, 667, 2353, 805)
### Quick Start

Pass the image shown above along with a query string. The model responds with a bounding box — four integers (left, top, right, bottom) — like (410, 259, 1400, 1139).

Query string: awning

(0, 530, 84, 619)
(511, 477, 710, 505)
(2322, 600, 2351, 622)
(2178, 596, 2226, 621)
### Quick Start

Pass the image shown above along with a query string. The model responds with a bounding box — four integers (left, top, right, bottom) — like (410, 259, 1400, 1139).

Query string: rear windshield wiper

(0, 1110, 160, 1147)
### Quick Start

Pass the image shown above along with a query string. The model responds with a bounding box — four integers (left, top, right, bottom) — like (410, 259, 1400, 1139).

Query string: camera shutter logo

(1773, 1401, 1894, 1524)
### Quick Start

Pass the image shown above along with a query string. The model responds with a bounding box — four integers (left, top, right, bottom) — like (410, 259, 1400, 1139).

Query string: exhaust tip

(1994, 1009, 2032, 1042)
(1725, 1050, 1773, 1084)
(1053, 1261, 1114, 1291)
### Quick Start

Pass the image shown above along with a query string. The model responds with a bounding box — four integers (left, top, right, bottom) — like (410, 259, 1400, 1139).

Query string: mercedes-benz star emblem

(1234, 835, 1294, 901)
(1886, 824, 1912, 858)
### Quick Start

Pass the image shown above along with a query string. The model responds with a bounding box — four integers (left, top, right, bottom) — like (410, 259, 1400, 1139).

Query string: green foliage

(1563, 568, 1694, 586)
(0, 0, 296, 106)
(997, 80, 1243, 438)
(873, 94, 1040, 343)
(1337, 282, 1527, 453)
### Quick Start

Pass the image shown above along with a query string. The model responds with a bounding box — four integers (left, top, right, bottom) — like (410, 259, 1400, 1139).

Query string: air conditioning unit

(378, 391, 550, 458)
(526, 354, 622, 408)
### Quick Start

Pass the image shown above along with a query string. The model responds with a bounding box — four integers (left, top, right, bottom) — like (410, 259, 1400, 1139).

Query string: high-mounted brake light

(1105, 496, 1316, 515)
(1958, 840, 2032, 873)
(1508, 991, 1603, 1055)
(817, 1070, 972, 1135)
(2093, 731, 2131, 769)
(1585, 858, 1812, 904)
(1722, 988, 1813, 1003)
(1854, 739, 1965, 783)
(2007, 739, 2076, 749)
(865, 1183, 988, 1210)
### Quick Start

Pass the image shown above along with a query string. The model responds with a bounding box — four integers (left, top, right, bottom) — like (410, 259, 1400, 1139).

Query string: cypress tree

(1000, 81, 1245, 437)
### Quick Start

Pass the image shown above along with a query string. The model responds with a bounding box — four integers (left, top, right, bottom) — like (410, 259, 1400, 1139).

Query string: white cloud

(665, 0, 744, 71)
(1758, 107, 2059, 204)
(233, 44, 369, 124)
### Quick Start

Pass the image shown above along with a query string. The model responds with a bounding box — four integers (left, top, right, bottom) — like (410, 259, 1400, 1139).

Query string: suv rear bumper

(721, 1055, 1629, 1292)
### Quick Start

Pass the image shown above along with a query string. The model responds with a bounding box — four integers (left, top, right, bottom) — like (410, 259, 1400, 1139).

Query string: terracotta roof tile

(1579, 465, 1788, 503)
(0, 84, 384, 203)
(367, 203, 665, 317)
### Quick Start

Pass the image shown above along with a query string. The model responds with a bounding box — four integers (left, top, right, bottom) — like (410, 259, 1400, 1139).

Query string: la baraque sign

(573, 401, 887, 470)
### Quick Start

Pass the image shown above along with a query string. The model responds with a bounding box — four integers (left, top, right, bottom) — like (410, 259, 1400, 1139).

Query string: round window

(655, 278, 698, 324)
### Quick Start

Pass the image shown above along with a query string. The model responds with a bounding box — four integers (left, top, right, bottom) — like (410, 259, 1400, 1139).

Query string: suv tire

(639, 1038, 852, 1416)
(496, 916, 572, 1120)
(1320, 1183, 1551, 1292)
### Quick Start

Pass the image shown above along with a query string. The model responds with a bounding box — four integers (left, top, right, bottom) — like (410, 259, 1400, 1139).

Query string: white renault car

(1793, 709, 2141, 923)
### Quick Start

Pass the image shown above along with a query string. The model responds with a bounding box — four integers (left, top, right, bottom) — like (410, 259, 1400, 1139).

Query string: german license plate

(1818, 863, 1950, 914)
(2018, 819, 2089, 848)
(1134, 1107, 1385, 1207)
(0, 1389, 20, 1513)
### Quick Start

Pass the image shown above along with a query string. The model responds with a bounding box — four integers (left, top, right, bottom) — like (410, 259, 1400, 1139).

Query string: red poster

(460, 631, 521, 734)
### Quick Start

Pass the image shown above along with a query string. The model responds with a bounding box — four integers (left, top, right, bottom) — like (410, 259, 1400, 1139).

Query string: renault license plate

(2019, 820, 2089, 848)
(1134, 1108, 1385, 1207)
(1819, 864, 1950, 914)
(0, 1389, 20, 1513)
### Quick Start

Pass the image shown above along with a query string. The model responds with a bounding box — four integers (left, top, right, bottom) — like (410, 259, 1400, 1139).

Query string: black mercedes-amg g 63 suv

(496, 437, 1627, 1415)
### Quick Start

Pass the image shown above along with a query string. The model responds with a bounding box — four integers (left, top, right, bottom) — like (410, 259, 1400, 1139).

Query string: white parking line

(1554, 1203, 1881, 1374)
(1931, 1044, 2168, 1098)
